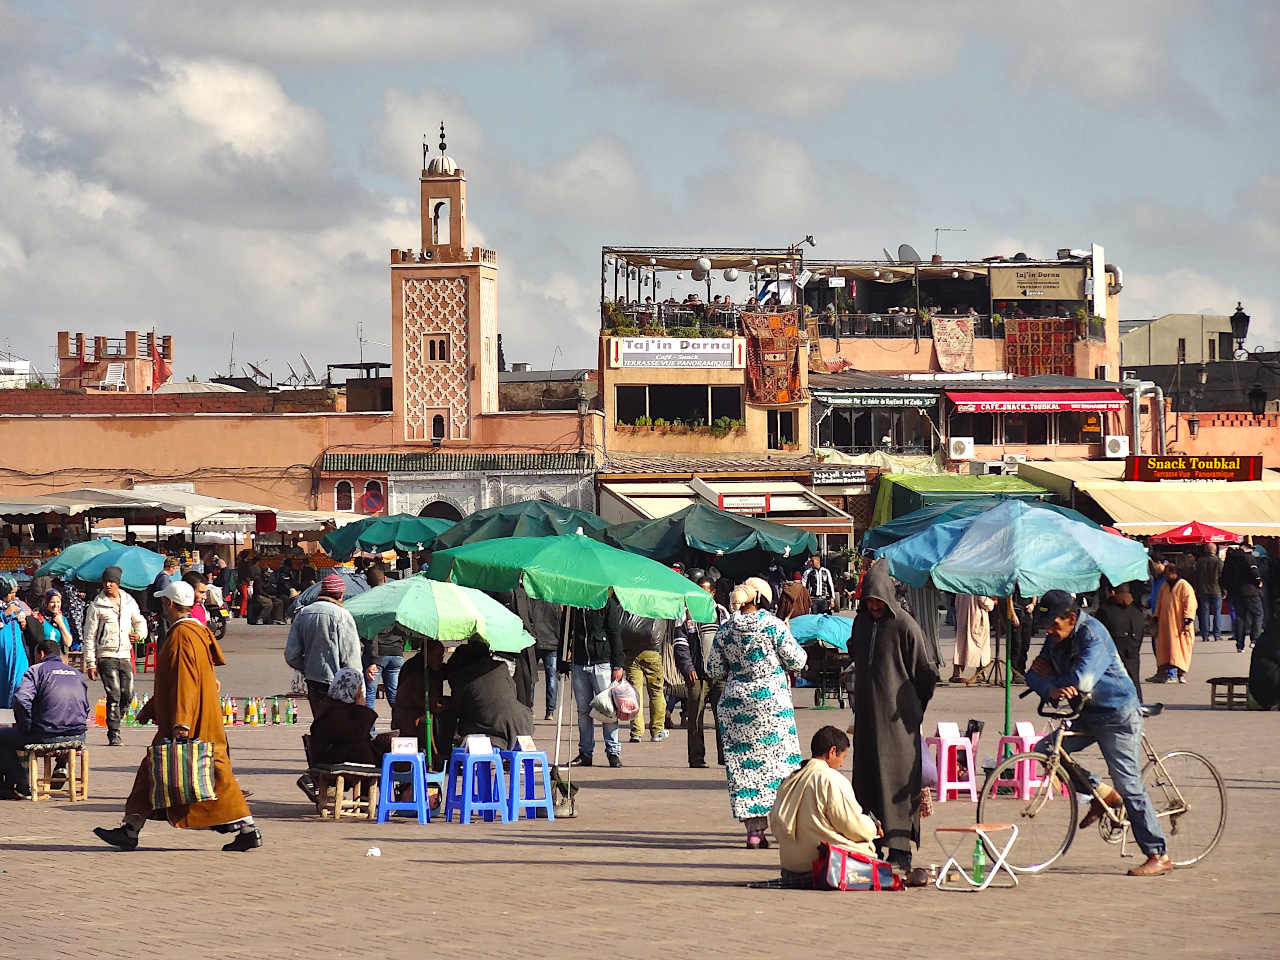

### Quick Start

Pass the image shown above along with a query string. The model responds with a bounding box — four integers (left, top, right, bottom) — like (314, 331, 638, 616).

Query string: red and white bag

(812, 842, 902, 891)
(610, 680, 640, 722)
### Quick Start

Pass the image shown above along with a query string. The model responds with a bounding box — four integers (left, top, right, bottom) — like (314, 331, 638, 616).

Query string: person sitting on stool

(0, 637, 89, 799)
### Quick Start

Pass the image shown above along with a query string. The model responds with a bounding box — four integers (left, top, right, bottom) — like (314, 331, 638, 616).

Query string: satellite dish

(1012, 251, 1029, 261)
(300, 354, 317, 382)
(247, 362, 270, 383)
(897, 244, 922, 263)
(883, 248, 895, 263)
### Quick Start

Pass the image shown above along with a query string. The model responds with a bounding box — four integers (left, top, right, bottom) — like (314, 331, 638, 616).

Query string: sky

(1, 0, 1278, 381)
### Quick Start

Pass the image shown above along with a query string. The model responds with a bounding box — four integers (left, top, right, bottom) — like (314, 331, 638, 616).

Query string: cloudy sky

(1, 0, 1277, 380)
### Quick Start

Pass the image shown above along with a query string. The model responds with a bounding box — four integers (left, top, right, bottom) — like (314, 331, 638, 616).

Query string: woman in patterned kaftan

(706, 577, 807, 849)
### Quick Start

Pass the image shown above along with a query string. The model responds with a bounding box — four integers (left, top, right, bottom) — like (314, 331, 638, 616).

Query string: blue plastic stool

(444, 747, 510, 823)
(500, 749, 556, 821)
(375, 752, 437, 824)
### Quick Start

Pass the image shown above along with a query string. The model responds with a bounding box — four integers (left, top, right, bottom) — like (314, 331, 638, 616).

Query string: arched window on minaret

(431, 414, 446, 440)
(428, 340, 436, 361)
(432, 200, 450, 246)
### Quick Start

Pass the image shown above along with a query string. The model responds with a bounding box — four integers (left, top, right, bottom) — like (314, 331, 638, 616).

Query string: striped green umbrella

(35, 537, 114, 578)
(343, 576, 534, 653)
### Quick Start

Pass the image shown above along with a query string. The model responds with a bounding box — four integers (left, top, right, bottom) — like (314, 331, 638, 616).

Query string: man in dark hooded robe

(848, 559, 938, 871)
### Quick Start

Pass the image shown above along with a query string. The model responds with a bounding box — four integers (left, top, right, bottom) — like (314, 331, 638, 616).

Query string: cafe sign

(1125, 455, 1264, 482)
(814, 391, 938, 409)
(990, 266, 1085, 300)
(609, 337, 745, 369)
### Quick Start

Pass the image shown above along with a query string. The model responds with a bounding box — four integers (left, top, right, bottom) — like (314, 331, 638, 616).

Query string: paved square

(1, 622, 1271, 960)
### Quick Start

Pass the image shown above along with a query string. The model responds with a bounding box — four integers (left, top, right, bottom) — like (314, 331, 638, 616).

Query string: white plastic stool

(934, 823, 1019, 892)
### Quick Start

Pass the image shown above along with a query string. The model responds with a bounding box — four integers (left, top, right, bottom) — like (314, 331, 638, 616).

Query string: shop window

(335, 480, 353, 512)
(710, 386, 742, 422)
(1059, 411, 1103, 444)
(649, 384, 711, 425)
(1003, 413, 1049, 445)
(767, 409, 796, 449)
(616, 386, 647, 424)
(948, 413, 995, 445)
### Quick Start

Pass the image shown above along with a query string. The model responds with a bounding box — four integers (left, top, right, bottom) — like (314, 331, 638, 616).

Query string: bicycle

(975, 691, 1227, 873)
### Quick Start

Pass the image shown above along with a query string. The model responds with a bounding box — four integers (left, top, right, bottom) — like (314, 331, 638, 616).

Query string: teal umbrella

(427, 534, 717, 623)
(35, 537, 114, 578)
(873, 500, 1150, 737)
(73, 545, 166, 590)
(861, 497, 1101, 551)
(602, 502, 817, 562)
(429, 500, 606, 550)
(344, 577, 534, 652)
(788, 614, 854, 652)
(874, 500, 1149, 596)
(320, 514, 456, 561)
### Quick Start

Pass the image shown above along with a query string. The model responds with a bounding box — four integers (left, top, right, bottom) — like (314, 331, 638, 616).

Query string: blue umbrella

(874, 499, 1148, 596)
(861, 497, 1101, 551)
(288, 567, 372, 615)
(788, 614, 854, 652)
(35, 537, 115, 578)
(73, 545, 166, 591)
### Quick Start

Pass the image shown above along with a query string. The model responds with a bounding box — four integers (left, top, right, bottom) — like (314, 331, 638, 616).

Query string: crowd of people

(2, 529, 1269, 882)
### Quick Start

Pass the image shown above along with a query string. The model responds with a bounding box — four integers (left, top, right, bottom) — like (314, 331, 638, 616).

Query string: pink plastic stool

(990, 722, 1042, 800)
(926, 722, 979, 803)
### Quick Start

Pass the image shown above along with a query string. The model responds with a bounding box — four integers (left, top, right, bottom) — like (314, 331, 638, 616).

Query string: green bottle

(972, 838, 987, 884)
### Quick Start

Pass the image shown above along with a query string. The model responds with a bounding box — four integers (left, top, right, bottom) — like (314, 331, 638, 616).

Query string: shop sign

(817, 392, 937, 409)
(813, 467, 868, 484)
(608, 337, 745, 369)
(990, 266, 1085, 300)
(1124, 455, 1264, 482)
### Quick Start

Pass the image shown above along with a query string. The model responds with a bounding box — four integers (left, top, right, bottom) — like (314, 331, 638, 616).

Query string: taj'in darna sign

(989, 266, 1086, 300)
(609, 337, 746, 369)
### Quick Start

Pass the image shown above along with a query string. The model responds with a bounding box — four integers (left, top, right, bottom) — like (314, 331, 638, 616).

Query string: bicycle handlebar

(1019, 685, 1089, 718)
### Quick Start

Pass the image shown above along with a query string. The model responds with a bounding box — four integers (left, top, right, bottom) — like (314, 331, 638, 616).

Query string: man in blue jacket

(0, 637, 90, 798)
(1026, 590, 1170, 877)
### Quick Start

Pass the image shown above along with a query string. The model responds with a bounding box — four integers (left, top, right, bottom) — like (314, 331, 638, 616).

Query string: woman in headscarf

(309, 666, 390, 767)
(0, 575, 31, 707)
(705, 577, 807, 848)
(22, 588, 75, 661)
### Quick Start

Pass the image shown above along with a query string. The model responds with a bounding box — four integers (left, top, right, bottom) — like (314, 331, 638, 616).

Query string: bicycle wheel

(977, 752, 1078, 872)
(1141, 750, 1227, 867)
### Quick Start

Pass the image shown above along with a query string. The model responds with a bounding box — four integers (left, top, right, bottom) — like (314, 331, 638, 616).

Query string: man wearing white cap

(94, 579, 260, 852)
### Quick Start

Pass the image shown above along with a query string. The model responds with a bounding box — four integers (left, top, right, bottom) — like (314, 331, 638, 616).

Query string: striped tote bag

(149, 739, 218, 808)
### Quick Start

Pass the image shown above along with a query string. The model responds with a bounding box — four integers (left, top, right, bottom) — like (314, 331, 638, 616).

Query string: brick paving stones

(1, 621, 1270, 959)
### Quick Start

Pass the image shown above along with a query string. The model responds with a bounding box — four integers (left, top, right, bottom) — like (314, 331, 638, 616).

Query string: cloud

(1121, 266, 1278, 345)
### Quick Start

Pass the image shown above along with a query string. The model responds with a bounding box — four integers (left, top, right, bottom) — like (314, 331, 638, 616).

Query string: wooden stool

(1207, 676, 1250, 710)
(310, 764, 381, 821)
(19, 740, 89, 802)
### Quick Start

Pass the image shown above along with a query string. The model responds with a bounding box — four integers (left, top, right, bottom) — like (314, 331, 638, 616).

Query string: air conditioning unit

(1002, 453, 1027, 466)
(969, 460, 1004, 476)
(1122, 369, 1136, 381)
(1104, 434, 1130, 458)
(949, 436, 975, 461)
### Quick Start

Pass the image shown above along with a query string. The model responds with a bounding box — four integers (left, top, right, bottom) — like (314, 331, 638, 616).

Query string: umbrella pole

(1003, 616, 1013, 739)
(553, 611, 570, 769)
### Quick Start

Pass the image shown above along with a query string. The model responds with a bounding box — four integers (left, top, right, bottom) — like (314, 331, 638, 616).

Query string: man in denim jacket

(1026, 589, 1171, 877)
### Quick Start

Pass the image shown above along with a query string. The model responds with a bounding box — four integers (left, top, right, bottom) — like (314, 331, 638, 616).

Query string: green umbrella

(429, 499, 606, 550)
(74, 545, 166, 591)
(603, 502, 817, 561)
(35, 537, 114, 578)
(320, 514, 456, 561)
(343, 577, 535, 653)
(427, 534, 717, 623)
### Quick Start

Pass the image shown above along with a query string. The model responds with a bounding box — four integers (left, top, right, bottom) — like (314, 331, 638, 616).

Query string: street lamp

(1230, 301, 1250, 353)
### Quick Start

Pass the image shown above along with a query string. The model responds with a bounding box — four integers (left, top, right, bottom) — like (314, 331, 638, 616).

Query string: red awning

(946, 390, 1128, 413)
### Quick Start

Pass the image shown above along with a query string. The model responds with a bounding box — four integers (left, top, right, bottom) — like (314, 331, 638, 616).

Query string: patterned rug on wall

(742, 310, 806, 404)
(1003, 317, 1077, 377)
(932, 316, 974, 373)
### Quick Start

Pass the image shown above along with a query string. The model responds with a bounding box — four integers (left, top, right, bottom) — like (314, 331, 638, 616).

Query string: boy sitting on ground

(768, 725, 879, 884)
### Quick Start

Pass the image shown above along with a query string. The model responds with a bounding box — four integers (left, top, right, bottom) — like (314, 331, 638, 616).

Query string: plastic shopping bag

(590, 687, 618, 721)
(611, 680, 640, 722)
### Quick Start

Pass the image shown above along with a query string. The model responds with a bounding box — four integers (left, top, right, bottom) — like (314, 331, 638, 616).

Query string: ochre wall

(813, 336, 1006, 373)
(0, 412, 395, 509)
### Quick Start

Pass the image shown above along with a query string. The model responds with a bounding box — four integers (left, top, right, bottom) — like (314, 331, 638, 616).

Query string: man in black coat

(1093, 581, 1147, 707)
(438, 638, 533, 752)
(848, 560, 938, 871)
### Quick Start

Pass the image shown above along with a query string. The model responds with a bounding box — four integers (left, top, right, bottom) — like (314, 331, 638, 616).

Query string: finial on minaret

(439, 122, 447, 155)
(422, 133, 429, 170)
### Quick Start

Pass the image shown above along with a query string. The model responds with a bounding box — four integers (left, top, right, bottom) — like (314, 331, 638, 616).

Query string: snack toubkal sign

(609, 337, 746, 369)
(1124, 455, 1264, 482)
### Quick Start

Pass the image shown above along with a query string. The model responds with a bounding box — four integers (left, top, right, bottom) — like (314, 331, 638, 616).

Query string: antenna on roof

(227, 331, 235, 378)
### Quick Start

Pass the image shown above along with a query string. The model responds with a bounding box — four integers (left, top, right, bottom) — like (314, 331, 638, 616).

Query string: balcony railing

(601, 303, 794, 336)
(812, 313, 1003, 340)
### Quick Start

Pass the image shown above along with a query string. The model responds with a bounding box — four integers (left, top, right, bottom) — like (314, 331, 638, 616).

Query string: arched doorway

(419, 500, 464, 521)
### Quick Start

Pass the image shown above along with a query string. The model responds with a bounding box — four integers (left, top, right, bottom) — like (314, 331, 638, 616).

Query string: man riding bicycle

(1026, 590, 1172, 877)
